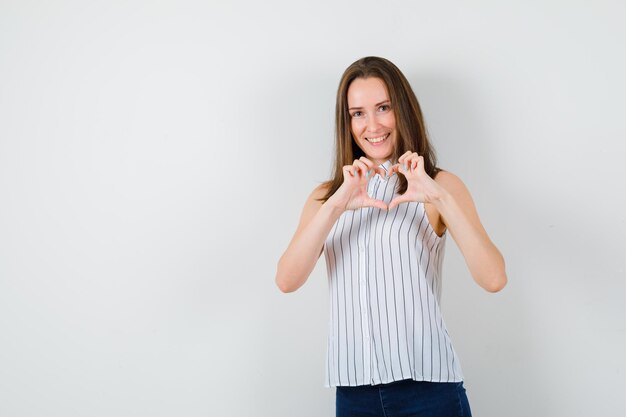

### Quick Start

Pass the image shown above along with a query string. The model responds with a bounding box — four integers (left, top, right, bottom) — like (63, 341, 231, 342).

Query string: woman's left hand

(388, 151, 445, 210)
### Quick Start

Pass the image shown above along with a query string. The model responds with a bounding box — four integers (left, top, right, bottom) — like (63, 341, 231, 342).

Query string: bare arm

(275, 184, 344, 293)
(433, 171, 507, 292)
(275, 158, 388, 293)
(388, 151, 507, 293)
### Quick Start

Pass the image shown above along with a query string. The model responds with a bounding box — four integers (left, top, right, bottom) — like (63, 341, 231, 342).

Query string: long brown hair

(320, 56, 442, 202)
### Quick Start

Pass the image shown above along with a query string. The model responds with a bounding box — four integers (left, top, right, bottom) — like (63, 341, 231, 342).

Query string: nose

(366, 114, 382, 133)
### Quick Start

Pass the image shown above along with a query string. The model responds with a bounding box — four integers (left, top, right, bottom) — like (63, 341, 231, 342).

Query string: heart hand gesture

(388, 151, 444, 210)
(328, 157, 389, 212)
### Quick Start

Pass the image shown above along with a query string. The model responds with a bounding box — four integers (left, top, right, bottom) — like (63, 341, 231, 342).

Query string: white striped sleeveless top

(322, 159, 464, 387)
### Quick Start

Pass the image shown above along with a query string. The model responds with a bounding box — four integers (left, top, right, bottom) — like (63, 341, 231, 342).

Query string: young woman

(276, 56, 507, 417)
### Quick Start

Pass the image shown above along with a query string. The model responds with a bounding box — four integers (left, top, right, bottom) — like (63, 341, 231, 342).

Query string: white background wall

(1, 1, 625, 416)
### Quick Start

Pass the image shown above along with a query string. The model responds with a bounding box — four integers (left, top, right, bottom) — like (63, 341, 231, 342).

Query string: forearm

(433, 191, 507, 292)
(276, 201, 345, 293)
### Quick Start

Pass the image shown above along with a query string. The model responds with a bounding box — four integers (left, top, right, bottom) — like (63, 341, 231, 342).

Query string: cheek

(351, 120, 362, 137)
(384, 113, 396, 129)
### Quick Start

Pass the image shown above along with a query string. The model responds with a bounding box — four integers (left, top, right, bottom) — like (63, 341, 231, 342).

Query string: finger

(349, 160, 361, 177)
(359, 158, 380, 178)
(358, 156, 374, 170)
(397, 158, 411, 174)
(388, 196, 411, 210)
(403, 153, 421, 172)
(398, 150, 412, 163)
(342, 165, 356, 179)
(389, 163, 401, 176)
(365, 197, 388, 211)
(352, 160, 370, 178)
(411, 158, 417, 171)
(390, 163, 409, 176)
(412, 156, 424, 172)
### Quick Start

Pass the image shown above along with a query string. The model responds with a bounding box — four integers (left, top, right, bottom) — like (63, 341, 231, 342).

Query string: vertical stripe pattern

(323, 159, 464, 387)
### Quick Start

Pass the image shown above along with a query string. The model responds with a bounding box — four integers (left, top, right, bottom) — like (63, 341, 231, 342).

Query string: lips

(366, 133, 389, 145)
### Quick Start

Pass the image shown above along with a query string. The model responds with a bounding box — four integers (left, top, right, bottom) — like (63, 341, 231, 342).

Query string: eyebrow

(348, 100, 391, 111)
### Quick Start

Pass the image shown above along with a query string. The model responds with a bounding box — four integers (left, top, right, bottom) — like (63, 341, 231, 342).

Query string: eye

(378, 104, 391, 112)
(351, 111, 363, 118)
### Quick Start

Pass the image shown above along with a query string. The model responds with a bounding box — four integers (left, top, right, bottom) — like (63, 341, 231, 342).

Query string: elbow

(481, 253, 507, 293)
(275, 275, 298, 293)
(275, 259, 300, 293)
(275, 251, 315, 293)
(485, 279, 506, 293)
(483, 273, 507, 293)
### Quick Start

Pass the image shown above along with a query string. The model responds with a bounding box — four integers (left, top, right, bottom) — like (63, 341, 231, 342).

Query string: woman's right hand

(327, 157, 389, 212)
(276, 157, 387, 293)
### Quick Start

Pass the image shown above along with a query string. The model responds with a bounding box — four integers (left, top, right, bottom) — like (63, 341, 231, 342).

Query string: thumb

(388, 164, 400, 176)
(365, 197, 388, 211)
(388, 196, 410, 211)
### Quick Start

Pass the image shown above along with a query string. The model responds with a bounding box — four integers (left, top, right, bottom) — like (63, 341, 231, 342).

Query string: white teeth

(367, 134, 388, 143)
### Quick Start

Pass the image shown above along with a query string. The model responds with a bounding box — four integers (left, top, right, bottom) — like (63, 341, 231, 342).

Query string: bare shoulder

(432, 169, 483, 230)
(298, 182, 330, 226)
(311, 182, 331, 199)
(304, 182, 330, 209)
(433, 169, 469, 194)
(434, 170, 478, 212)
(424, 170, 474, 235)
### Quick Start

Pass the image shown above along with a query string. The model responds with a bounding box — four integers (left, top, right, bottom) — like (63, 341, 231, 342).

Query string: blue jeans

(336, 379, 472, 417)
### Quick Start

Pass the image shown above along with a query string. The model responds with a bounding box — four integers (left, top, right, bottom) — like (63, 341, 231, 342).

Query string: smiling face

(347, 77, 397, 166)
